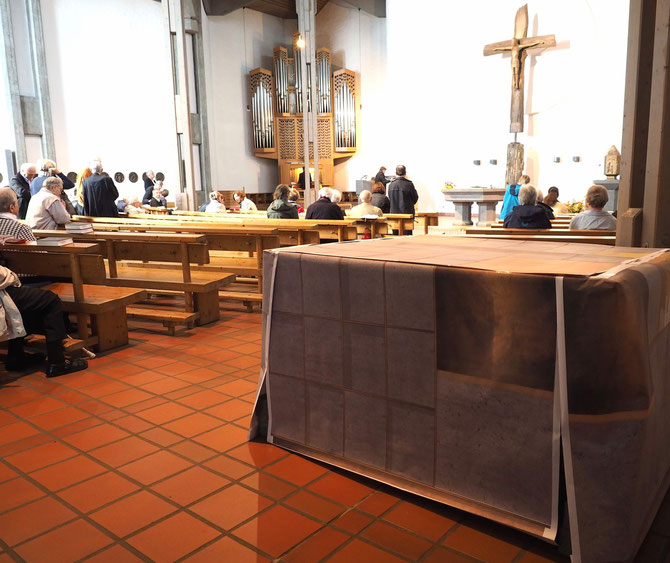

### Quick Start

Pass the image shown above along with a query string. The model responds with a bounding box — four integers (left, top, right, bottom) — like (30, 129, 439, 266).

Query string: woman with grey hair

(502, 184, 552, 229)
(25, 176, 71, 230)
(30, 158, 76, 214)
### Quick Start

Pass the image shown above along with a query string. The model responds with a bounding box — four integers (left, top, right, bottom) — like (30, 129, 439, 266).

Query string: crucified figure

(484, 4, 556, 133)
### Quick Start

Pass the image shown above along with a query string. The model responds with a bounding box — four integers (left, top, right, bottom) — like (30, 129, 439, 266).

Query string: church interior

(1, 0, 670, 561)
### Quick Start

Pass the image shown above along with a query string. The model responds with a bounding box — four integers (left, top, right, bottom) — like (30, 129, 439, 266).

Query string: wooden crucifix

(483, 4, 556, 134)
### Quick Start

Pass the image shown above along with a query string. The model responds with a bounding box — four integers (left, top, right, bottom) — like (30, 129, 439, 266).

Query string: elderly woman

(25, 176, 71, 229)
(370, 182, 390, 214)
(233, 190, 257, 212)
(500, 174, 530, 221)
(570, 185, 617, 230)
(205, 191, 226, 213)
(267, 184, 299, 219)
(502, 184, 552, 229)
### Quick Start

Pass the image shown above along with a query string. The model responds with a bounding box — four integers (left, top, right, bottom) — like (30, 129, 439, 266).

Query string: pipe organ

(249, 33, 358, 187)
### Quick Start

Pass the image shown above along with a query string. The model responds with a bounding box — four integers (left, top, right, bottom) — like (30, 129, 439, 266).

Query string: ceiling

(201, 0, 385, 18)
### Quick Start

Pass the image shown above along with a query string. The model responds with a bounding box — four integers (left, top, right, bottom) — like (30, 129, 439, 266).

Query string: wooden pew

(0, 242, 146, 351)
(415, 212, 439, 235)
(458, 227, 616, 245)
(384, 214, 415, 234)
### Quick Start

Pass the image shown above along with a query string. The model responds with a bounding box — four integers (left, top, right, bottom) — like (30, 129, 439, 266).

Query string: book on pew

(37, 237, 74, 246)
(65, 223, 94, 233)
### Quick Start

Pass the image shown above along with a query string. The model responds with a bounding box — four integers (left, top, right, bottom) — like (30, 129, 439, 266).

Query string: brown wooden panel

(0, 251, 106, 284)
(111, 241, 209, 264)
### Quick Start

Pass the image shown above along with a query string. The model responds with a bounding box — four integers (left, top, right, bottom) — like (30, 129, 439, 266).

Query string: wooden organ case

(249, 33, 358, 188)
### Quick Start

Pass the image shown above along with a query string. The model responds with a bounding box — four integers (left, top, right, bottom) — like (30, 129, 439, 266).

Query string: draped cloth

(0, 265, 26, 341)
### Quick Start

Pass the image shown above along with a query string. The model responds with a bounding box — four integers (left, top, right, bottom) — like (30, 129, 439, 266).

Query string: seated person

(306, 187, 345, 220)
(125, 198, 146, 215)
(500, 174, 530, 221)
(0, 265, 87, 376)
(503, 184, 552, 229)
(371, 182, 390, 214)
(330, 189, 342, 205)
(288, 188, 304, 213)
(149, 187, 167, 207)
(267, 184, 299, 219)
(160, 188, 170, 206)
(233, 190, 257, 212)
(25, 176, 71, 230)
(570, 185, 617, 230)
(535, 189, 555, 221)
(349, 190, 383, 218)
(0, 188, 36, 241)
(117, 198, 128, 213)
(205, 191, 226, 213)
(31, 158, 76, 215)
(546, 186, 569, 214)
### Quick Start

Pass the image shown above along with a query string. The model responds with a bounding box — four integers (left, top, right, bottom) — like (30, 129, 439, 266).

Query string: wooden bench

(0, 242, 147, 351)
(432, 227, 616, 245)
(385, 214, 415, 234)
(415, 212, 439, 235)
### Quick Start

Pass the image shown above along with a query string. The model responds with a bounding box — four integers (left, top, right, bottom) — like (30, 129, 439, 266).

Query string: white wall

(318, 0, 629, 211)
(202, 7, 295, 193)
(41, 0, 178, 202)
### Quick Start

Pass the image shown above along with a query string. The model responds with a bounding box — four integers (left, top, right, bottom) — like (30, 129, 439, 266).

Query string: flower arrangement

(567, 200, 585, 214)
(442, 182, 456, 192)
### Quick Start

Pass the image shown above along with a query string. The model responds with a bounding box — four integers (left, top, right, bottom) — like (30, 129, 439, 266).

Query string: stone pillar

(453, 202, 473, 226)
(477, 202, 498, 226)
(0, 0, 55, 167)
(506, 142, 524, 187)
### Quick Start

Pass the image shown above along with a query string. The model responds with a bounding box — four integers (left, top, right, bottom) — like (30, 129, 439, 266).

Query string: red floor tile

(29, 407, 88, 431)
(226, 442, 288, 468)
(0, 421, 39, 446)
(127, 512, 219, 561)
(58, 472, 139, 513)
(84, 544, 144, 563)
(90, 490, 177, 537)
(241, 471, 297, 500)
(356, 490, 400, 517)
(204, 398, 253, 421)
(264, 454, 328, 486)
(0, 496, 77, 546)
(0, 477, 45, 513)
(123, 396, 167, 414)
(442, 524, 524, 563)
(214, 379, 258, 398)
(140, 377, 191, 395)
(184, 536, 270, 562)
(0, 433, 52, 458)
(333, 509, 375, 534)
(113, 414, 154, 433)
(152, 361, 199, 376)
(424, 547, 487, 562)
(152, 465, 229, 505)
(102, 388, 155, 408)
(174, 367, 225, 383)
(383, 502, 457, 542)
(120, 371, 164, 387)
(0, 388, 45, 408)
(362, 520, 433, 560)
(0, 410, 17, 427)
(327, 539, 405, 563)
(232, 505, 321, 558)
(139, 427, 184, 447)
(282, 527, 350, 563)
(89, 436, 160, 467)
(169, 439, 218, 463)
(162, 412, 222, 438)
(83, 380, 132, 399)
(192, 423, 248, 452)
(283, 490, 347, 523)
(177, 389, 229, 409)
(307, 472, 373, 507)
(62, 423, 130, 451)
(118, 450, 192, 485)
(5, 440, 77, 473)
(135, 402, 195, 425)
(50, 417, 103, 439)
(30, 455, 107, 491)
(0, 463, 17, 484)
(15, 519, 113, 562)
(204, 455, 255, 480)
(190, 484, 272, 530)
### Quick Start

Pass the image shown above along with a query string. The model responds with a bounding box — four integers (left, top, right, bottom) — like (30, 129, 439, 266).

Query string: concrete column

(453, 202, 473, 226)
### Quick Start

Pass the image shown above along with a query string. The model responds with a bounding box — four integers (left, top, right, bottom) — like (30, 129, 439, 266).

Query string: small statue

(605, 145, 621, 179)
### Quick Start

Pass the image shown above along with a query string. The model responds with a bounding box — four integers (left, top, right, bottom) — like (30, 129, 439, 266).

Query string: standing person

(569, 185, 618, 230)
(387, 165, 418, 234)
(73, 167, 92, 215)
(82, 160, 119, 217)
(267, 184, 299, 219)
(370, 182, 390, 214)
(9, 163, 37, 219)
(305, 187, 345, 220)
(374, 166, 389, 187)
(143, 170, 156, 204)
(25, 176, 72, 230)
(233, 190, 258, 211)
(500, 174, 530, 221)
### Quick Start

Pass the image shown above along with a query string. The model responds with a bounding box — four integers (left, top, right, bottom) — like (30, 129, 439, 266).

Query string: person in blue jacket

(500, 174, 530, 221)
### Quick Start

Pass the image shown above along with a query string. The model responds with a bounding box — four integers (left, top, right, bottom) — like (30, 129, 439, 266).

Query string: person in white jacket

(25, 176, 71, 230)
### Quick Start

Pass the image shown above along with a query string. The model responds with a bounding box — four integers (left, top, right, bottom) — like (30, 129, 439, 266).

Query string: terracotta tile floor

(0, 306, 667, 562)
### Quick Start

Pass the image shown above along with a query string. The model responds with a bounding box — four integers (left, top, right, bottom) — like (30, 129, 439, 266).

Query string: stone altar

(442, 188, 506, 226)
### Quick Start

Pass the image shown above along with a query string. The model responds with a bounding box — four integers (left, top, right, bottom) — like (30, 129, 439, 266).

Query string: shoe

(46, 358, 88, 378)
(5, 352, 46, 372)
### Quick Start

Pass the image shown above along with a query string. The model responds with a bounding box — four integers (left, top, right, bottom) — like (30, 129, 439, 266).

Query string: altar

(442, 187, 506, 226)
(250, 235, 670, 562)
